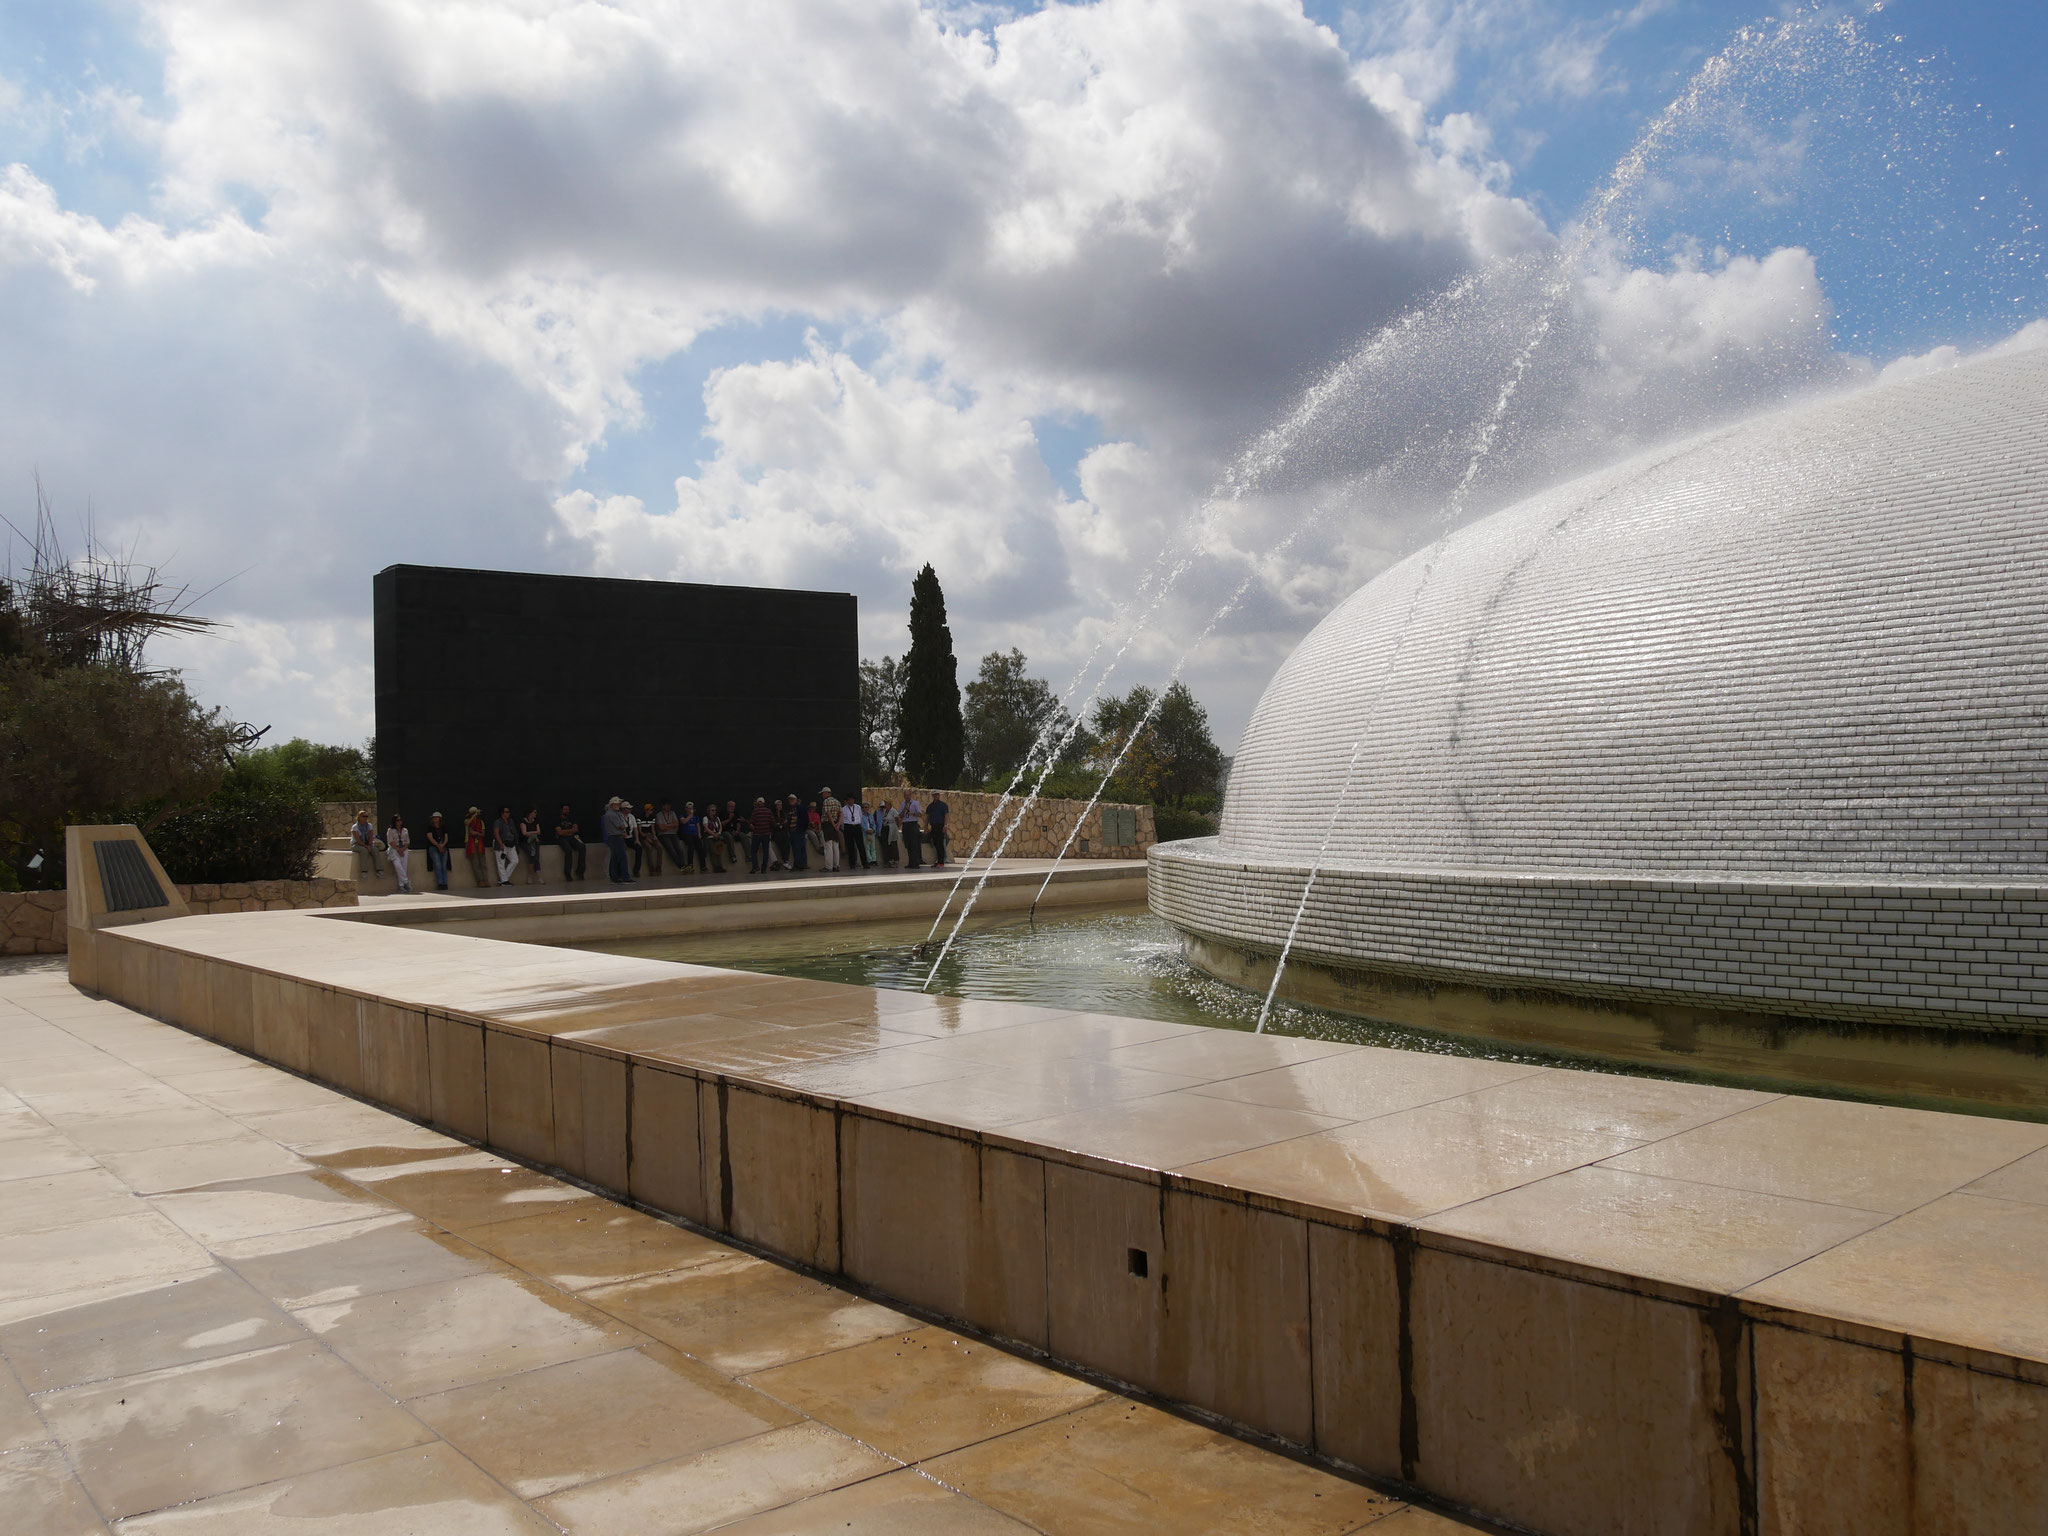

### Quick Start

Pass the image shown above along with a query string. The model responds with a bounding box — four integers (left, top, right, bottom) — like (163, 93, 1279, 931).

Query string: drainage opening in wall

(1127, 1246, 1149, 1279)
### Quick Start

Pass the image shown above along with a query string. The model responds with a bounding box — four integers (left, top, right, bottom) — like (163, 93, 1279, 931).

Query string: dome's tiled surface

(1157, 345, 2048, 1025)
(1223, 345, 2048, 879)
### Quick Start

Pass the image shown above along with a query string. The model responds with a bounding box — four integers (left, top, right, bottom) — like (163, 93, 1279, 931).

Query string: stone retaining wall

(1, 891, 66, 955)
(865, 785, 1154, 859)
(4, 879, 355, 953)
(177, 877, 358, 916)
(318, 800, 376, 837)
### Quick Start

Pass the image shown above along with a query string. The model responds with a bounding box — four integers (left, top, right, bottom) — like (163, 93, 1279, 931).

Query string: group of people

(351, 790, 951, 892)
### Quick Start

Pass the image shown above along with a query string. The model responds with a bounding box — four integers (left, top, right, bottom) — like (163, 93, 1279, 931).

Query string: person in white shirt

(350, 810, 383, 878)
(385, 814, 412, 893)
(818, 790, 841, 871)
(839, 796, 869, 869)
(901, 793, 925, 868)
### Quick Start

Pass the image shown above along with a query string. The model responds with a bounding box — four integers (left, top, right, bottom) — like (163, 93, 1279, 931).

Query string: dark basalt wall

(374, 564, 860, 832)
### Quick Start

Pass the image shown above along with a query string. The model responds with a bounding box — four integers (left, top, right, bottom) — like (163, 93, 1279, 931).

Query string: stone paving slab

(0, 969, 1473, 1535)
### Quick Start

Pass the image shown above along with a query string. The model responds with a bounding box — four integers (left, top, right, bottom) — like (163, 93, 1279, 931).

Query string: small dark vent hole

(1127, 1247, 1149, 1279)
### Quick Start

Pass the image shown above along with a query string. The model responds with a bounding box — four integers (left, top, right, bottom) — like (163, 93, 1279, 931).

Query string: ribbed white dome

(1220, 344, 2048, 880)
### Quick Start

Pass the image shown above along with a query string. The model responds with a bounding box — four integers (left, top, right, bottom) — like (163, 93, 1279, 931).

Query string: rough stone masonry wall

(318, 801, 377, 838)
(865, 786, 1154, 859)
(2, 879, 357, 954)
(0, 892, 66, 955)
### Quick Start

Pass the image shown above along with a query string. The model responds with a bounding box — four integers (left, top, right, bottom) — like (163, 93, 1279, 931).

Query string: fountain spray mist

(1255, 742, 1366, 1033)
(1241, 8, 2040, 1019)
(922, 8, 2041, 1002)
(910, 301, 1467, 950)
(920, 512, 1331, 991)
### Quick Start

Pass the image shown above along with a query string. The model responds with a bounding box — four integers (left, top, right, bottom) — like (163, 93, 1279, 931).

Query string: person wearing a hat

(784, 794, 808, 871)
(349, 809, 384, 881)
(701, 801, 725, 872)
(601, 796, 633, 883)
(463, 807, 489, 886)
(818, 788, 842, 872)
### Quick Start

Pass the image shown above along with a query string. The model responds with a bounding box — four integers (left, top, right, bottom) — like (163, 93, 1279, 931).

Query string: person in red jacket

(748, 796, 775, 874)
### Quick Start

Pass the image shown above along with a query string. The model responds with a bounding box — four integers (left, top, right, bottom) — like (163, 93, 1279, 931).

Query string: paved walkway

(0, 965, 1473, 1535)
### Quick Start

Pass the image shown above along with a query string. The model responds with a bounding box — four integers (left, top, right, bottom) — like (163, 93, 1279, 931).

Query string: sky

(0, 0, 2042, 755)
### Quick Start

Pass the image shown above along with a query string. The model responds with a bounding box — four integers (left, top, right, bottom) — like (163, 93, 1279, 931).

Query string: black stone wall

(373, 565, 860, 832)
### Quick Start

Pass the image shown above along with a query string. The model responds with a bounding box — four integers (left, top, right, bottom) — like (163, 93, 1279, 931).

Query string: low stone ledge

(6, 877, 357, 952)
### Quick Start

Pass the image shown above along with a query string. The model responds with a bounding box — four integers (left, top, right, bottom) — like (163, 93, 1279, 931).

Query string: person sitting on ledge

(723, 799, 746, 870)
(519, 806, 546, 885)
(350, 810, 384, 879)
(656, 801, 685, 872)
(554, 805, 586, 881)
(701, 803, 725, 873)
(464, 807, 489, 886)
(635, 802, 663, 878)
(805, 798, 825, 871)
(424, 812, 452, 891)
(386, 812, 412, 894)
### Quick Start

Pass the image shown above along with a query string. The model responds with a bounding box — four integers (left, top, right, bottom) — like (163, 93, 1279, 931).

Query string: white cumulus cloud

(0, 0, 2001, 754)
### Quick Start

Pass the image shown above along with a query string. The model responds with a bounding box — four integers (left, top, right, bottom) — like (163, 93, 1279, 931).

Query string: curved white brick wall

(1151, 843, 2048, 1027)
(1165, 343, 2048, 1025)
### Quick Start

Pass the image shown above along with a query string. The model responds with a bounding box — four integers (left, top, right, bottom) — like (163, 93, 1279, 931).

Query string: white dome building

(1150, 343, 2048, 1111)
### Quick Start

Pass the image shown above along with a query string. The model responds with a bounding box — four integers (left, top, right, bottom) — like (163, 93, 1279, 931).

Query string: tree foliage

(0, 493, 257, 888)
(858, 656, 905, 785)
(233, 736, 375, 799)
(1085, 681, 1225, 809)
(962, 648, 1080, 789)
(149, 761, 323, 884)
(896, 564, 963, 788)
(0, 658, 244, 887)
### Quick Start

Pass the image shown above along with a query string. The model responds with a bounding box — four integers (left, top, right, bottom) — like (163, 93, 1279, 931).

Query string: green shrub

(1152, 805, 1219, 842)
(150, 775, 323, 884)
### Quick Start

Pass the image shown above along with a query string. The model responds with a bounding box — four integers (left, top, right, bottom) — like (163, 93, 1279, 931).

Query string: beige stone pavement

(0, 964, 1478, 1535)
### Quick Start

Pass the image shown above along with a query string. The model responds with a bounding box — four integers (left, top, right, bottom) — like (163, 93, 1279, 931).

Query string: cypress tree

(897, 564, 964, 788)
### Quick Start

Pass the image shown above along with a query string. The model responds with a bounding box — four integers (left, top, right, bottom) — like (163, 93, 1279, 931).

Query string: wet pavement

(0, 965, 1476, 1535)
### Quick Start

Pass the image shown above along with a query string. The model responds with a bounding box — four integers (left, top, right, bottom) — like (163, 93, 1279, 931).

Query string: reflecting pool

(563, 903, 1574, 1065)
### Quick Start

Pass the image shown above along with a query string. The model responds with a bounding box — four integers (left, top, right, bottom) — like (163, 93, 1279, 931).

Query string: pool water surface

(562, 904, 1573, 1065)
